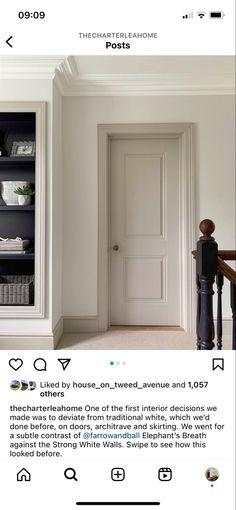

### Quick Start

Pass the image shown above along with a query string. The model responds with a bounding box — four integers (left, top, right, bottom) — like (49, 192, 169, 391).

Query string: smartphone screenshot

(0, 1, 235, 509)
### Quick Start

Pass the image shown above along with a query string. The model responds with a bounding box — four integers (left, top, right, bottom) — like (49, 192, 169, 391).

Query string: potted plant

(14, 184, 35, 206)
(1, 181, 30, 205)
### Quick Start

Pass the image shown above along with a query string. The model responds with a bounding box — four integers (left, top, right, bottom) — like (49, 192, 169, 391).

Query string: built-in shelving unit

(0, 253, 34, 260)
(0, 156, 35, 163)
(0, 205, 35, 210)
(0, 112, 35, 305)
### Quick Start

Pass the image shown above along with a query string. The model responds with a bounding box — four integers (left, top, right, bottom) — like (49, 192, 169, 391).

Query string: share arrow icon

(58, 359, 71, 371)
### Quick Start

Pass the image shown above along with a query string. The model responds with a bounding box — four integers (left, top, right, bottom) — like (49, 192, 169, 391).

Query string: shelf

(0, 252, 34, 260)
(0, 112, 36, 300)
(0, 157, 35, 163)
(0, 205, 35, 211)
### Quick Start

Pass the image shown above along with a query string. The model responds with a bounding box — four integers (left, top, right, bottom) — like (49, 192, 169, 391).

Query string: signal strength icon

(197, 11, 206, 18)
(182, 12, 193, 19)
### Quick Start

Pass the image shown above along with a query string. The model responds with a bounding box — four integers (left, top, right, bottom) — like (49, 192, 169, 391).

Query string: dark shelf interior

(0, 252, 34, 260)
(0, 252, 34, 259)
(0, 209, 35, 241)
(0, 258, 34, 275)
(0, 205, 35, 211)
(0, 112, 36, 304)
(0, 157, 35, 163)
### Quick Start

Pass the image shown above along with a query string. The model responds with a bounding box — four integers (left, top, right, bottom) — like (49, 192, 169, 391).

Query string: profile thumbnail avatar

(28, 381, 36, 390)
(205, 467, 219, 482)
(20, 380, 29, 391)
(10, 380, 21, 391)
(10, 380, 36, 391)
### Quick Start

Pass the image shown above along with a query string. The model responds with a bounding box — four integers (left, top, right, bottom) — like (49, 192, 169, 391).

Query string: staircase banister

(192, 250, 236, 261)
(218, 257, 236, 285)
(193, 218, 236, 350)
(218, 250, 236, 260)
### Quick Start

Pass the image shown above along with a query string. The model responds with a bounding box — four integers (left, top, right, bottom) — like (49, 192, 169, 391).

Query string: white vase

(18, 195, 32, 206)
(1, 181, 29, 206)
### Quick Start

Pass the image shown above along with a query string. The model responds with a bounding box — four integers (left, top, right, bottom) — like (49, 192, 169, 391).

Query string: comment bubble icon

(33, 358, 47, 371)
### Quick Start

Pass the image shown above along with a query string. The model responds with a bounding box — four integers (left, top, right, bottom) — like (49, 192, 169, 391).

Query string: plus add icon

(111, 467, 125, 481)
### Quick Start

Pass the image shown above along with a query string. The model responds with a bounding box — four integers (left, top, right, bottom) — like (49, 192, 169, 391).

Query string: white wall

(62, 94, 235, 320)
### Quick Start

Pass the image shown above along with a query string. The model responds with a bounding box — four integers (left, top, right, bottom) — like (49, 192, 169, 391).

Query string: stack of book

(0, 237, 31, 254)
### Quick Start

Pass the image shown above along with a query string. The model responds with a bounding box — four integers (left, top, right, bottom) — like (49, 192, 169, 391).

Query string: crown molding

(0, 56, 67, 80)
(0, 56, 234, 96)
(54, 56, 79, 93)
(56, 57, 235, 95)
(61, 73, 235, 96)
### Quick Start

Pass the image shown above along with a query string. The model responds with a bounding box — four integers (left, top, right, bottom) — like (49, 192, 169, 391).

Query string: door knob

(113, 244, 119, 251)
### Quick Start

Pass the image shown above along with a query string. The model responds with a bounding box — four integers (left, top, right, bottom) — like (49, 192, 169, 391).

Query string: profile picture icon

(20, 380, 29, 391)
(28, 381, 36, 391)
(10, 380, 36, 391)
(205, 467, 219, 482)
(10, 380, 21, 391)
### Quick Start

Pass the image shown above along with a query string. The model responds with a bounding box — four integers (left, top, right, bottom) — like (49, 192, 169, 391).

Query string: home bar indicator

(76, 503, 161, 506)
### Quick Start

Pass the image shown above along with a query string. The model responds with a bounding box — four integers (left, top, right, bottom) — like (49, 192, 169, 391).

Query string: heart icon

(9, 358, 23, 371)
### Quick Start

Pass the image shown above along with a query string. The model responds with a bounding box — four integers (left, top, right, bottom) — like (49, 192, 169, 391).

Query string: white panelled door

(110, 137, 180, 325)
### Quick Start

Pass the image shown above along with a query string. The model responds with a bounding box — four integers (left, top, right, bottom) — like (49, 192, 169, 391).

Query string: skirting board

(0, 317, 63, 350)
(0, 317, 232, 349)
(63, 317, 233, 336)
(53, 317, 64, 348)
(0, 334, 54, 350)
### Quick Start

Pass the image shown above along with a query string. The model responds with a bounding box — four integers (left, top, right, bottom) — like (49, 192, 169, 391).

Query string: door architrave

(98, 123, 195, 333)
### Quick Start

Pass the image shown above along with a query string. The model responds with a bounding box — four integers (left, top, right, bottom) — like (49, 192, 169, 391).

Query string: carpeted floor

(57, 329, 232, 350)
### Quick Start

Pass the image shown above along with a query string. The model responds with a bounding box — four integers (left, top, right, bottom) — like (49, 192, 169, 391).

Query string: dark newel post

(196, 219, 218, 350)
(216, 272, 224, 350)
(230, 282, 236, 350)
(196, 274, 201, 350)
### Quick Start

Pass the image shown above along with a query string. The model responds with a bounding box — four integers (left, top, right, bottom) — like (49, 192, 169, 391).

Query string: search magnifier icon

(64, 468, 78, 481)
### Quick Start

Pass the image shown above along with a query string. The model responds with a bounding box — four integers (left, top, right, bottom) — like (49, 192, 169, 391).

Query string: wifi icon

(197, 11, 206, 18)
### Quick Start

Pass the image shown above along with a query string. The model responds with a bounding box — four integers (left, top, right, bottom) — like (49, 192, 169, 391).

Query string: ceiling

(73, 55, 235, 75)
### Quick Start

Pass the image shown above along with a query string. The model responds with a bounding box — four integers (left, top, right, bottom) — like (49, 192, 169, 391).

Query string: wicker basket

(0, 275, 34, 305)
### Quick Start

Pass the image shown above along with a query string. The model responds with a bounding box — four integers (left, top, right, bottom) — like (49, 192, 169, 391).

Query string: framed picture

(10, 141, 36, 157)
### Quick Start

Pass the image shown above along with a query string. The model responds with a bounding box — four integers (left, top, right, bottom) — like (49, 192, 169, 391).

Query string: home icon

(17, 468, 31, 482)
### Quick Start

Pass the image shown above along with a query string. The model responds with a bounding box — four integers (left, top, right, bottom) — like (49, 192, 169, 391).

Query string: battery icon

(210, 11, 225, 18)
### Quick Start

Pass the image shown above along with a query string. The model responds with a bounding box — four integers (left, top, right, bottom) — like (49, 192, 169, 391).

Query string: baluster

(230, 282, 236, 350)
(216, 272, 224, 350)
(196, 219, 218, 350)
(196, 274, 201, 349)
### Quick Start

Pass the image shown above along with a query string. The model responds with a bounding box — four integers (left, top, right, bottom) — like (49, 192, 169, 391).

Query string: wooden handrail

(192, 251, 236, 284)
(218, 250, 236, 260)
(192, 250, 236, 261)
(218, 257, 236, 285)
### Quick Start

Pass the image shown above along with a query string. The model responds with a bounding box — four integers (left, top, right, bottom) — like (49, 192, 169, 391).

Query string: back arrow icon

(6, 36, 13, 48)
